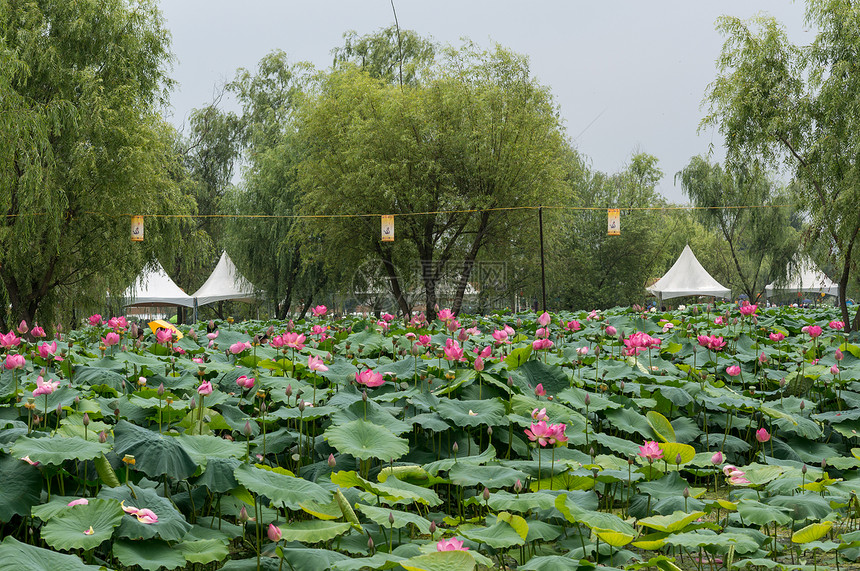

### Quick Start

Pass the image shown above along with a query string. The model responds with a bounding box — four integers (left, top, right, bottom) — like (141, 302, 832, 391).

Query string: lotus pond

(1, 304, 859, 571)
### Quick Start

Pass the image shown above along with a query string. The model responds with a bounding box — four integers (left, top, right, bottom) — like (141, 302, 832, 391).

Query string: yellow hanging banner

(131, 215, 144, 241)
(607, 209, 620, 236)
(381, 215, 394, 242)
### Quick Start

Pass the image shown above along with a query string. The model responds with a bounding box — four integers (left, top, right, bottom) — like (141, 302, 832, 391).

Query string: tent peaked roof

(647, 245, 731, 301)
(192, 251, 258, 307)
(123, 261, 195, 308)
(765, 261, 838, 297)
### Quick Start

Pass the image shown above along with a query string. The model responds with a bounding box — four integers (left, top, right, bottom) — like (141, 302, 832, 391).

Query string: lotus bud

(590, 447, 596, 459)
(114, 408, 121, 421)
(507, 377, 514, 387)
(683, 487, 690, 498)
(429, 521, 437, 534)
(711, 451, 723, 465)
(487, 426, 493, 437)
(83, 413, 90, 427)
(239, 505, 250, 523)
(243, 421, 252, 437)
(675, 453, 682, 465)
(802, 464, 808, 474)
(297, 400, 305, 412)
(619, 381, 625, 391)
(56, 403, 63, 416)
(98, 431, 107, 444)
(328, 453, 336, 468)
(285, 384, 293, 398)
(584, 393, 591, 406)
(483, 487, 490, 501)
(75, 395, 80, 405)
(362, 391, 368, 402)
(800, 400, 805, 411)
(452, 442, 459, 454)
(367, 536, 374, 551)
(822, 459, 827, 469)
(130, 323, 139, 338)
(260, 401, 267, 413)
(389, 512, 395, 525)
(514, 479, 523, 493)
(190, 397, 196, 410)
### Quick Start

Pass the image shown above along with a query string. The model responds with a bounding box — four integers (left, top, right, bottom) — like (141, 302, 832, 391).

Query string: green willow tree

(0, 0, 192, 328)
(677, 156, 798, 301)
(704, 1, 860, 328)
(558, 154, 670, 309)
(297, 40, 571, 320)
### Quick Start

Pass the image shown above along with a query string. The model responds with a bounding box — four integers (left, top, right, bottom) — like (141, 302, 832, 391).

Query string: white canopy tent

(192, 251, 259, 307)
(765, 263, 839, 299)
(647, 245, 731, 304)
(122, 261, 195, 308)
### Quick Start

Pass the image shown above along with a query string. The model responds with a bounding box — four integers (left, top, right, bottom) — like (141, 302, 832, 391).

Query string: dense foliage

(0, 305, 859, 569)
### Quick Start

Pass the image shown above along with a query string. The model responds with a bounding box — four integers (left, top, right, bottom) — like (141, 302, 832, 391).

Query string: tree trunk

(452, 211, 491, 317)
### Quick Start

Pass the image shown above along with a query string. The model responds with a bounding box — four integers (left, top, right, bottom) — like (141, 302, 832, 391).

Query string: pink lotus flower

(4, 354, 25, 370)
(108, 316, 128, 330)
(755, 428, 770, 443)
(807, 325, 822, 338)
(829, 320, 845, 330)
(135, 508, 158, 524)
(0, 331, 21, 348)
(535, 327, 549, 339)
(769, 332, 785, 342)
(355, 369, 384, 388)
(31, 325, 45, 338)
(474, 357, 484, 372)
(587, 309, 598, 320)
(638, 440, 663, 461)
(565, 320, 582, 332)
(524, 421, 554, 446)
(88, 314, 102, 326)
(382, 313, 395, 323)
(197, 381, 213, 396)
(268, 523, 282, 542)
(532, 338, 554, 351)
(473, 345, 492, 358)
(739, 302, 757, 316)
(311, 305, 328, 317)
(534, 383, 546, 397)
(417, 335, 431, 347)
(121, 501, 139, 515)
(102, 332, 120, 347)
(576, 346, 589, 356)
(457, 328, 469, 342)
(443, 339, 464, 362)
(236, 375, 255, 389)
(437, 308, 454, 322)
(726, 365, 741, 377)
(230, 341, 251, 354)
(728, 474, 752, 486)
(307, 355, 328, 372)
(466, 327, 481, 336)
(38, 341, 58, 358)
(436, 537, 468, 551)
(531, 407, 548, 421)
(283, 332, 306, 350)
(538, 311, 551, 327)
(504, 324, 515, 337)
(33, 376, 60, 397)
(206, 330, 219, 341)
(605, 325, 617, 336)
(491, 329, 510, 345)
(155, 329, 173, 345)
(758, 352, 767, 364)
(67, 498, 89, 507)
(17, 320, 28, 335)
(714, 316, 725, 325)
(548, 423, 568, 446)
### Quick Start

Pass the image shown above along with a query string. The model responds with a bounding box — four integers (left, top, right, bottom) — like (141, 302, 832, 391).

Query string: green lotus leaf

(324, 419, 409, 462)
(592, 527, 635, 547)
(603, 407, 653, 438)
(0, 454, 42, 522)
(792, 521, 833, 544)
(300, 496, 343, 521)
(177, 433, 244, 468)
(277, 520, 352, 543)
(193, 457, 241, 493)
(646, 411, 676, 442)
(638, 510, 706, 533)
(177, 538, 231, 564)
(657, 442, 696, 465)
(112, 419, 198, 480)
(98, 482, 192, 542)
(234, 463, 332, 509)
(557, 387, 621, 412)
(330, 400, 411, 435)
(434, 398, 507, 428)
(331, 471, 442, 506)
(555, 493, 635, 534)
(10, 435, 110, 465)
(355, 503, 432, 534)
(40, 498, 123, 552)
(401, 550, 476, 571)
(268, 548, 351, 571)
(331, 553, 406, 571)
(665, 531, 759, 553)
(112, 538, 186, 570)
(448, 464, 527, 488)
(737, 499, 792, 526)
(518, 555, 580, 570)
(0, 536, 104, 570)
(460, 520, 524, 549)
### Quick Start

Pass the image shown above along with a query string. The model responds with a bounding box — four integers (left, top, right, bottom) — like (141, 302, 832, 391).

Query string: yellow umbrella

(148, 319, 184, 341)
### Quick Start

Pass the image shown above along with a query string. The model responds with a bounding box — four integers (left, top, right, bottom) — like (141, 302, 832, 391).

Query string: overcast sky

(158, 1, 811, 203)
